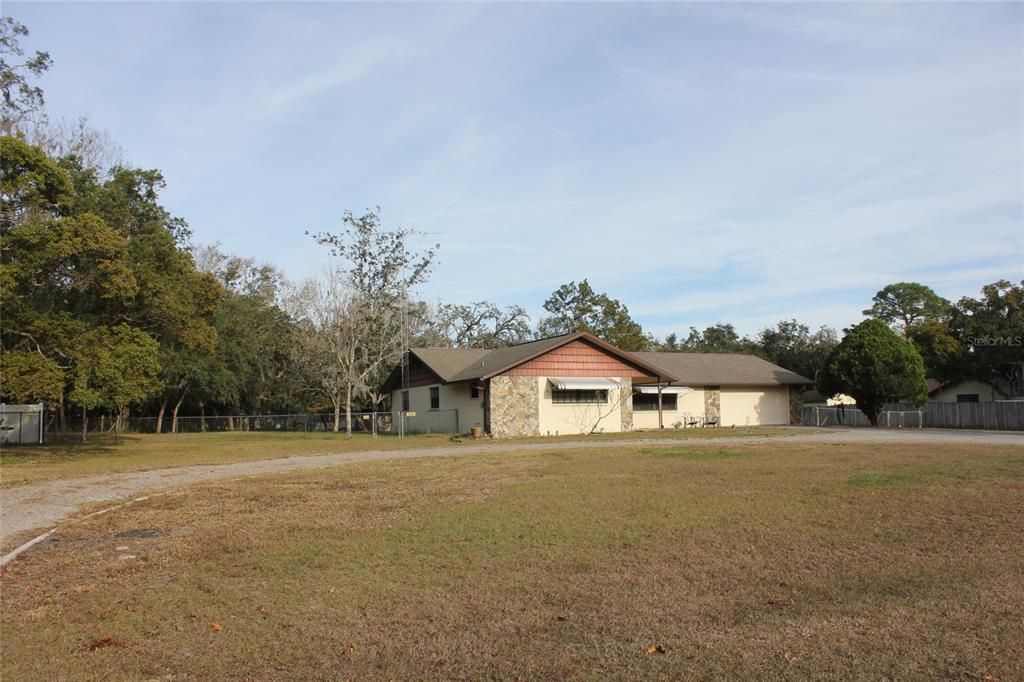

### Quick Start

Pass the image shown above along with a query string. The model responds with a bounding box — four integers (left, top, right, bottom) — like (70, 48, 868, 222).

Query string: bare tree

(307, 208, 438, 436)
(430, 301, 532, 348)
(191, 241, 229, 275)
(27, 115, 126, 172)
(565, 385, 634, 435)
(192, 241, 284, 302)
(285, 274, 351, 431)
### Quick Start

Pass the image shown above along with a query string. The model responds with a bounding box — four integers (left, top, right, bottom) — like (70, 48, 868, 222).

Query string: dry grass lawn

(0, 426, 799, 486)
(2, 441, 1022, 680)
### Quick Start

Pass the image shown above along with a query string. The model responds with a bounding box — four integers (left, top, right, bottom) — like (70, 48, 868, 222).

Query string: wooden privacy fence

(801, 402, 1024, 431)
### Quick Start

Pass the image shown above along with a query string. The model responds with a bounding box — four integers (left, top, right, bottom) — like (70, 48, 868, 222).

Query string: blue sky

(10, 2, 1023, 338)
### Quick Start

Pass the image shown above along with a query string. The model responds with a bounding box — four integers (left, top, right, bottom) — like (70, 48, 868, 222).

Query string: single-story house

(382, 332, 812, 437)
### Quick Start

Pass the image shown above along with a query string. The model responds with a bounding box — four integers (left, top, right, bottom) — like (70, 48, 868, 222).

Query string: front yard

(2, 440, 1022, 679)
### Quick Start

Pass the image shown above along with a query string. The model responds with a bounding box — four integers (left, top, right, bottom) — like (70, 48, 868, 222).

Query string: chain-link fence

(41, 409, 461, 439)
(393, 409, 460, 435)
(801, 402, 1024, 430)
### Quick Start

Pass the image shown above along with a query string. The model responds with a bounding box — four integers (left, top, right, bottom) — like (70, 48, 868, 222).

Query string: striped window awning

(548, 378, 622, 390)
(635, 386, 694, 395)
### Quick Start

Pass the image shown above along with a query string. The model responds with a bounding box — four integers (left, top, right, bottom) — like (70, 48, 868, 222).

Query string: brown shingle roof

(446, 335, 573, 382)
(408, 333, 675, 383)
(630, 351, 812, 387)
(409, 347, 492, 382)
(401, 334, 812, 388)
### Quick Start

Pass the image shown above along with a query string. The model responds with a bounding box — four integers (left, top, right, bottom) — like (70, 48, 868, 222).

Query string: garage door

(719, 387, 790, 426)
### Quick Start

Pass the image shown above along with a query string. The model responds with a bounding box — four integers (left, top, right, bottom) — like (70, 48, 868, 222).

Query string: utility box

(0, 404, 44, 445)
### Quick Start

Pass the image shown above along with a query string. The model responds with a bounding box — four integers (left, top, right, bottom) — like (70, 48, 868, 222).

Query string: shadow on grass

(0, 434, 139, 463)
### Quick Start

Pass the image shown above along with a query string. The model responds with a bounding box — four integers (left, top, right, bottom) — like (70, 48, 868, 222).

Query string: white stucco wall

(392, 381, 793, 433)
(536, 377, 629, 435)
(719, 387, 790, 426)
(391, 381, 484, 432)
(631, 388, 707, 429)
(929, 380, 999, 403)
(440, 382, 485, 429)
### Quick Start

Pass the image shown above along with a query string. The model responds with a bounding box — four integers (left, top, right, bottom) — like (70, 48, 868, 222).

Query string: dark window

(956, 394, 980, 403)
(471, 384, 480, 399)
(552, 389, 608, 404)
(430, 386, 440, 409)
(401, 391, 410, 411)
(633, 393, 678, 411)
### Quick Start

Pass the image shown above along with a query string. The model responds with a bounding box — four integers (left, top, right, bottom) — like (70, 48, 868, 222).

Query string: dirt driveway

(2, 428, 1022, 552)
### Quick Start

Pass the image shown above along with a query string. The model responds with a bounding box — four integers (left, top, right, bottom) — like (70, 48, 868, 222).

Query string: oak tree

(817, 319, 927, 426)
(538, 279, 648, 350)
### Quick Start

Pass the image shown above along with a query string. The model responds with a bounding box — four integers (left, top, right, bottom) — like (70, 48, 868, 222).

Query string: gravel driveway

(3, 428, 1022, 551)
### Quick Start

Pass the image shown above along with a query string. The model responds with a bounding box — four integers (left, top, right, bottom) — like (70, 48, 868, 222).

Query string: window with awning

(634, 386, 694, 395)
(633, 386, 693, 412)
(548, 378, 620, 404)
(552, 389, 608, 404)
(548, 378, 623, 390)
(634, 393, 676, 411)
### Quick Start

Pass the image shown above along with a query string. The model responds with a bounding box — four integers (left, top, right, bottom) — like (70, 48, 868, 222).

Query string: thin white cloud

(264, 46, 393, 115)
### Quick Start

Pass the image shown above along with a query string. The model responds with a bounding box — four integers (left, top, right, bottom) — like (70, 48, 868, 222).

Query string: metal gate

(0, 404, 45, 444)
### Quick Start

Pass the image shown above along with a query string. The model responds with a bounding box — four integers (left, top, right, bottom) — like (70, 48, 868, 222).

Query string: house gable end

(405, 354, 445, 388)
(502, 339, 654, 378)
(382, 352, 445, 393)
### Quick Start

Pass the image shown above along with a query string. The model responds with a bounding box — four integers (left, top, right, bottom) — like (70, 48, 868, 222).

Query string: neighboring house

(382, 332, 813, 437)
(926, 378, 1009, 403)
(800, 390, 857, 406)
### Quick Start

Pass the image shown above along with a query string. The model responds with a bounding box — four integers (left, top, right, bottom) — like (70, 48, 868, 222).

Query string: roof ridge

(501, 332, 574, 348)
(412, 336, 573, 352)
(637, 350, 766, 357)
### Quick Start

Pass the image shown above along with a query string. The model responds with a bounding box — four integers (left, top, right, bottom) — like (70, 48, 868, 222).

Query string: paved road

(2, 428, 1022, 549)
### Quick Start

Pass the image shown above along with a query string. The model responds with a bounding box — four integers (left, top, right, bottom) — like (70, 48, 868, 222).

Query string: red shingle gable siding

(504, 340, 650, 378)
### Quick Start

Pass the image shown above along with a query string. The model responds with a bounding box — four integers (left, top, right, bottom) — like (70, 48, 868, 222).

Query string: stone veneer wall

(704, 387, 721, 424)
(788, 387, 803, 425)
(489, 375, 540, 438)
(619, 378, 633, 431)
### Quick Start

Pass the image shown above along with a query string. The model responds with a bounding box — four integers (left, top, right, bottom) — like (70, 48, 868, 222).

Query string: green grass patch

(2, 441, 1023, 680)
